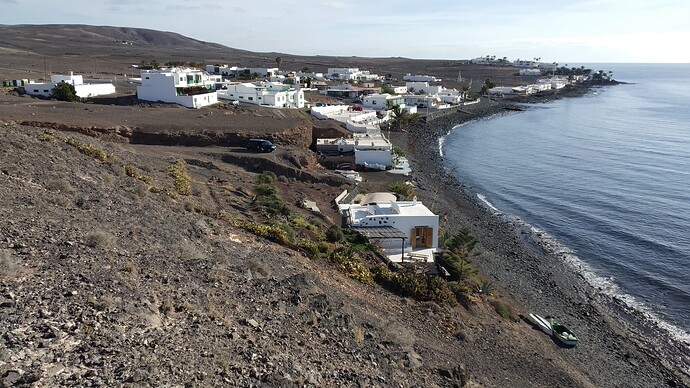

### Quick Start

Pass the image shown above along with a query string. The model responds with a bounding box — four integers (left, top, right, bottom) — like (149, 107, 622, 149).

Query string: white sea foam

(475, 194, 690, 347)
(476, 193, 500, 214)
(518, 216, 690, 347)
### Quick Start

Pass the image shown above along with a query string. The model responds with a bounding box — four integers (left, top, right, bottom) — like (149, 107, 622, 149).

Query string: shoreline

(391, 90, 690, 387)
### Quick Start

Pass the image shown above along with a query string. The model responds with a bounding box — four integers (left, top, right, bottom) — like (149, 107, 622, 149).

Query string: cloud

(315, 1, 347, 10)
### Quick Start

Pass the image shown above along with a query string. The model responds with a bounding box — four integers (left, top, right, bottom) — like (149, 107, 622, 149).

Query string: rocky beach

(393, 91, 690, 387)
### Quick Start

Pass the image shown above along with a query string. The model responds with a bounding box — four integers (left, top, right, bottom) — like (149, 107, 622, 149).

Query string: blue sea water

(442, 64, 690, 344)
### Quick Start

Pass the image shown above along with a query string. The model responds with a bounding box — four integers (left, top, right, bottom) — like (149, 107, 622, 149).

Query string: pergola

(352, 226, 407, 255)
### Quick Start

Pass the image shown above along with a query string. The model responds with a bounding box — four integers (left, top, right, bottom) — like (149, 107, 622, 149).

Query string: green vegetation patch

(390, 182, 415, 200)
(492, 299, 518, 321)
(64, 136, 115, 164)
(169, 160, 191, 196)
(124, 164, 153, 185)
(327, 247, 374, 284)
(371, 264, 457, 306)
(251, 172, 289, 217)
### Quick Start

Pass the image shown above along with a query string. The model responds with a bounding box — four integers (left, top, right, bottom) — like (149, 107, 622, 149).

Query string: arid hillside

(0, 123, 599, 387)
(0, 24, 523, 89)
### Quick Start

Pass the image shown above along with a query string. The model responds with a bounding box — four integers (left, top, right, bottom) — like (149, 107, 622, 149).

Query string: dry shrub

(122, 260, 139, 275)
(0, 250, 19, 278)
(161, 298, 175, 316)
(353, 326, 365, 346)
(85, 231, 116, 248)
(492, 299, 518, 321)
(45, 179, 74, 192)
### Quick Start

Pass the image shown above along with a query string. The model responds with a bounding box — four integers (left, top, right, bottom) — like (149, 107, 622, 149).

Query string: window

(248, 97, 253, 101)
(33, 89, 39, 92)
(372, 100, 377, 105)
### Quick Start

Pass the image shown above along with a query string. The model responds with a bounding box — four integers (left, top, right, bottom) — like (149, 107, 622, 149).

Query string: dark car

(245, 138, 276, 153)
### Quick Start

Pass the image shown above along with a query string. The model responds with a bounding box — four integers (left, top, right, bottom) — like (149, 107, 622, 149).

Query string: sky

(1, 0, 689, 63)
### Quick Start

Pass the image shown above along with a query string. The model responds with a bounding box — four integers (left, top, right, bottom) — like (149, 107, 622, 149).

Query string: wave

(474, 192, 690, 347)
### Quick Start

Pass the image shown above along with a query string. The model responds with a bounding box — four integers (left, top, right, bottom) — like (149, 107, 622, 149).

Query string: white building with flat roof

(24, 72, 116, 99)
(328, 68, 382, 81)
(519, 68, 542, 76)
(206, 65, 279, 78)
(363, 93, 405, 110)
(339, 195, 439, 262)
(403, 74, 441, 82)
(217, 81, 304, 108)
(137, 68, 218, 108)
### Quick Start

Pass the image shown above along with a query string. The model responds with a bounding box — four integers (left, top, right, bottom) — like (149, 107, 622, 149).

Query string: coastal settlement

(2, 29, 686, 388)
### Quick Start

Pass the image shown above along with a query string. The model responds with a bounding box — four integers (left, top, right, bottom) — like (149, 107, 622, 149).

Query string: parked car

(228, 100, 239, 106)
(245, 139, 276, 153)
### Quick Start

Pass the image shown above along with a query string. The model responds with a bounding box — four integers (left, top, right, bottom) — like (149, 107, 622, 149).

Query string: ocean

(441, 64, 690, 345)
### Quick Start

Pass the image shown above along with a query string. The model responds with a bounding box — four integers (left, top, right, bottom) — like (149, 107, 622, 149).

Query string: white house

(325, 83, 380, 98)
(339, 194, 439, 262)
(403, 74, 440, 82)
(403, 95, 441, 109)
(327, 68, 382, 81)
(137, 68, 218, 108)
(24, 72, 116, 99)
(217, 81, 304, 108)
(512, 59, 540, 68)
(538, 77, 568, 90)
(486, 86, 514, 97)
(206, 65, 279, 78)
(363, 93, 405, 110)
(391, 85, 408, 94)
(405, 82, 442, 95)
(519, 68, 542, 76)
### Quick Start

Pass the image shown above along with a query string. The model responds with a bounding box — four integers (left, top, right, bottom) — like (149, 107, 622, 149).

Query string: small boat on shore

(550, 320, 579, 347)
(528, 313, 553, 335)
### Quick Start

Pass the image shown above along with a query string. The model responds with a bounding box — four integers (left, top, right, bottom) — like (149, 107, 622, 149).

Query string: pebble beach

(391, 90, 690, 387)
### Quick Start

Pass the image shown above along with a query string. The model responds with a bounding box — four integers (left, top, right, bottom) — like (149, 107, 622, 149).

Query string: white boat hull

(529, 313, 553, 335)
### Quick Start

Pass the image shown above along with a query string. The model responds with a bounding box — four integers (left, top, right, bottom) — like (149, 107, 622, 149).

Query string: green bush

(371, 265, 457, 306)
(39, 129, 58, 142)
(51, 81, 81, 102)
(390, 182, 415, 200)
(124, 164, 153, 185)
(251, 181, 289, 217)
(327, 247, 373, 284)
(169, 160, 191, 196)
(296, 238, 320, 256)
(256, 171, 277, 184)
(392, 146, 407, 157)
(255, 183, 278, 196)
(235, 219, 290, 245)
(64, 137, 114, 164)
(492, 299, 518, 321)
(325, 225, 344, 243)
